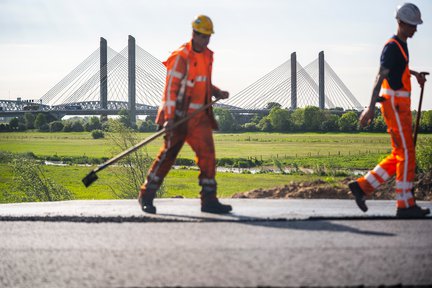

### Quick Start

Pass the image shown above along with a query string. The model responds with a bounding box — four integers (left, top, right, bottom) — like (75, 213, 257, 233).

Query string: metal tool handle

(82, 98, 221, 187)
(413, 72, 429, 147)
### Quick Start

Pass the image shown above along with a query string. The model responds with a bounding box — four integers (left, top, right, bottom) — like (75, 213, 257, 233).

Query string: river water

(44, 161, 366, 175)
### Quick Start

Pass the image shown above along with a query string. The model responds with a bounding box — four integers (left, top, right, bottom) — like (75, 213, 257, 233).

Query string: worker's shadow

(238, 219, 396, 237)
(155, 213, 396, 237)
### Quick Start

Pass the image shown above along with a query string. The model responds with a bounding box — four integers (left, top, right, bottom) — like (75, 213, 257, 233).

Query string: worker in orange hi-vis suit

(138, 15, 232, 214)
(349, 3, 429, 218)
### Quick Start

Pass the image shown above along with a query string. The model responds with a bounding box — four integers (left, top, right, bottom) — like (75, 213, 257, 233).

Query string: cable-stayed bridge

(0, 36, 363, 122)
(39, 38, 165, 111)
(224, 51, 362, 111)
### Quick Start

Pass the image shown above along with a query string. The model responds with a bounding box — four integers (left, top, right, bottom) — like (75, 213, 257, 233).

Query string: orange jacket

(156, 41, 220, 129)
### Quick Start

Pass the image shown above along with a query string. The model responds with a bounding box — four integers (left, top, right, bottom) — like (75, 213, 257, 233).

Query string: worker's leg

(353, 97, 428, 217)
(186, 115, 216, 182)
(350, 99, 399, 212)
(357, 153, 397, 196)
(186, 114, 231, 214)
(138, 129, 186, 213)
(387, 98, 429, 217)
(389, 98, 416, 209)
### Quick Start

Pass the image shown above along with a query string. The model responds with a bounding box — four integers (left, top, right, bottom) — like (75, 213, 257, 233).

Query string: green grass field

(1, 132, 431, 203)
(2, 131, 430, 169)
(0, 131, 418, 159)
(0, 164, 335, 203)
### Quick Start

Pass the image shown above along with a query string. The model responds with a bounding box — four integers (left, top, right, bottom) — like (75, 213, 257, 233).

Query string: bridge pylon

(100, 37, 108, 121)
(128, 35, 137, 127)
(290, 52, 297, 110)
(319, 51, 325, 109)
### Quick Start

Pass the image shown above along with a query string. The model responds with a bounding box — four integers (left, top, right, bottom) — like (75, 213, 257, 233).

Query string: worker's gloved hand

(215, 90, 229, 100)
(163, 119, 175, 130)
(416, 72, 428, 88)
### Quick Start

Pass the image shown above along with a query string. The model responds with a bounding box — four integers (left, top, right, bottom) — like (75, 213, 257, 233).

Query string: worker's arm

(359, 66, 390, 127)
(162, 55, 188, 129)
(410, 70, 427, 88)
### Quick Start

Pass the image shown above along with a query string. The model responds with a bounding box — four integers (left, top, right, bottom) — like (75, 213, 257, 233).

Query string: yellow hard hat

(192, 15, 214, 35)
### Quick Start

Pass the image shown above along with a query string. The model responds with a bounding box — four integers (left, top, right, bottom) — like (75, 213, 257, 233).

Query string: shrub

(9, 118, 19, 130)
(217, 158, 235, 167)
(0, 151, 13, 163)
(39, 123, 50, 132)
(339, 111, 359, 132)
(24, 113, 35, 129)
(108, 120, 163, 198)
(138, 121, 150, 132)
(242, 122, 259, 132)
(62, 121, 73, 132)
(236, 160, 251, 168)
(49, 121, 64, 132)
(10, 156, 74, 202)
(174, 158, 195, 166)
(85, 117, 102, 132)
(268, 108, 291, 132)
(0, 123, 11, 132)
(257, 117, 273, 132)
(34, 113, 47, 130)
(91, 129, 105, 139)
(18, 123, 27, 131)
(214, 108, 236, 132)
(71, 121, 84, 132)
(101, 121, 111, 132)
(417, 137, 432, 173)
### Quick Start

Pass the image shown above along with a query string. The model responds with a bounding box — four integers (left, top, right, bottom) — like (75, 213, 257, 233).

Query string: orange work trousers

(357, 96, 416, 209)
(141, 111, 216, 194)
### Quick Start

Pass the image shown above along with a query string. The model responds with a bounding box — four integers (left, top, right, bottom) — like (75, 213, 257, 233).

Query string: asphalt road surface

(1, 199, 431, 288)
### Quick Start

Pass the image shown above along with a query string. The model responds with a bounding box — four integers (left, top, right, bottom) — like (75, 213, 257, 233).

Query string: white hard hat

(395, 3, 423, 25)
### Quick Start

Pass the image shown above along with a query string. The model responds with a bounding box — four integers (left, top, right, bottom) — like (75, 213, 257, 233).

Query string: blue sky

(1, 0, 431, 109)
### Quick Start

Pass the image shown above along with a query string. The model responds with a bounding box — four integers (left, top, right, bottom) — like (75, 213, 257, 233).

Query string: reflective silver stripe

(390, 94, 410, 207)
(380, 88, 410, 97)
(168, 70, 183, 79)
(162, 100, 176, 108)
(373, 165, 390, 181)
(148, 173, 161, 183)
(151, 130, 173, 180)
(177, 61, 189, 105)
(200, 178, 216, 185)
(395, 192, 413, 201)
(185, 76, 207, 88)
(195, 75, 207, 82)
(189, 103, 203, 110)
(166, 55, 183, 116)
(396, 181, 413, 190)
(365, 172, 380, 189)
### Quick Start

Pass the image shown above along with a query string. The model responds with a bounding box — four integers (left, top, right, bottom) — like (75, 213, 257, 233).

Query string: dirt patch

(232, 173, 432, 201)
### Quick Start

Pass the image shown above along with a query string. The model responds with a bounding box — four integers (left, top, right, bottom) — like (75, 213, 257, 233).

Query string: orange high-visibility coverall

(357, 38, 415, 209)
(140, 41, 221, 196)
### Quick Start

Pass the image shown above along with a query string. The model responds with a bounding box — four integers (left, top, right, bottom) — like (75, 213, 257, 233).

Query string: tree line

(214, 105, 432, 133)
(1, 105, 432, 134)
(0, 109, 157, 134)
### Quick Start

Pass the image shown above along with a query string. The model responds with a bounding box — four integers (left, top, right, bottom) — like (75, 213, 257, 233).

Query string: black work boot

(138, 181, 159, 214)
(200, 183, 232, 214)
(396, 205, 430, 219)
(138, 196, 156, 214)
(348, 181, 368, 212)
(201, 195, 232, 214)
